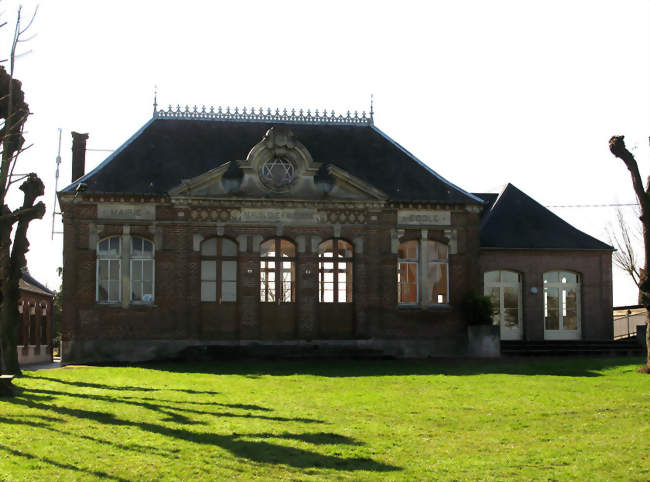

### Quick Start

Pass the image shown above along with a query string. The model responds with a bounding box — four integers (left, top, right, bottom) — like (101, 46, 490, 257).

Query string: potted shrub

(462, 291, 500, 357)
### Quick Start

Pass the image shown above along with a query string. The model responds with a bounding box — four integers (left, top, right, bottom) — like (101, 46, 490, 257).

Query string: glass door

(484, 270, 523, 340)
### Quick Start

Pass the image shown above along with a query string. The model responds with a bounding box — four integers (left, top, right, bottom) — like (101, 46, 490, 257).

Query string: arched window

(97, 236, 121, 303)
(200, 237, 237, 302)
(318, 239, 353, 303)
(398, 240, 448, 305)
(260, 239, 295, 303)
(484, 270, 522, 340)
(544, 271, 581, 337)
(130, 237, 155, 303)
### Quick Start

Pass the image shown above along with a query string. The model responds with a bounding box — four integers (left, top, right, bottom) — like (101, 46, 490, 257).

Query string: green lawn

(0, 358, 648, 480)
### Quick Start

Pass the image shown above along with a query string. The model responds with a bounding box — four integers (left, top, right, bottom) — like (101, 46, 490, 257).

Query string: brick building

(17, 270, 54, 365)
(59, 106, 613, 363)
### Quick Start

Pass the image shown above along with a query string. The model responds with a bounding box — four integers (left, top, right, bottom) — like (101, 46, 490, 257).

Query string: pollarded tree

(609, 135, 650, 372)
(0, 7, 45, 380)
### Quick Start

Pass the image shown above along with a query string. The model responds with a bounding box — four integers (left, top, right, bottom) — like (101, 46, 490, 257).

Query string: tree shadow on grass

(22, 387, 324, 425)
(24, 376, 270, 412)
(4, 391, 400, 473)
(23, 375, 221, 395)
(0, 443, 129, 482)
(253, 432, 364, 446)
(141, 357, 645, 378)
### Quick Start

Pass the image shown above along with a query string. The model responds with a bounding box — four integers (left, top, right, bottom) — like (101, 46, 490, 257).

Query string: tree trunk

(610, 135, 650, 370)
(0, 175, 45, 376)
(637, 194, 650, 368)
(0, 205, 18, 375)
(0, 262, 20, 375)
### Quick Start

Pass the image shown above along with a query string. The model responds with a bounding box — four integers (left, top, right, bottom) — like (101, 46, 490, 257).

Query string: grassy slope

(0, 358, 648, 480)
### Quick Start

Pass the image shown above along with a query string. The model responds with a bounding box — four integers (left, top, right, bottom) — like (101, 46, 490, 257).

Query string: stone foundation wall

(62, 337, 474, 364)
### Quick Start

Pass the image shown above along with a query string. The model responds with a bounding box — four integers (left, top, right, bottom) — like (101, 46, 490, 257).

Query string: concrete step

(501, 340, 643, 357)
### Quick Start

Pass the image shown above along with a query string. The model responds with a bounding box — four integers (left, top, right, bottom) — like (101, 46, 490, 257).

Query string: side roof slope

(20, 269, 54, 297)
(61, 117, 480, 204)
(475, 183, 613, 250)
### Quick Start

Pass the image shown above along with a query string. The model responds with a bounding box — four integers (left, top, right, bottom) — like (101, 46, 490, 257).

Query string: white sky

(1, 0, 648, 305)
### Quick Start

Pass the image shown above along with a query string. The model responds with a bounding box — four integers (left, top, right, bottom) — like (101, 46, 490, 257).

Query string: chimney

(71, 131, 89, 182)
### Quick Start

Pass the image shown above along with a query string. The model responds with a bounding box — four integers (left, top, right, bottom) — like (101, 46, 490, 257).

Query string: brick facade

(479, 249, 613, 341)
(17, 283, 54, 365)
(61, 196, 482, 362)
(58, 117, 614, 362)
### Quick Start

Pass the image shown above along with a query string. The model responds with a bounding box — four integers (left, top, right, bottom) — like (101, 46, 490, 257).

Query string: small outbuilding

(476, 184, 613, 341)
(17, 270, 55, 365)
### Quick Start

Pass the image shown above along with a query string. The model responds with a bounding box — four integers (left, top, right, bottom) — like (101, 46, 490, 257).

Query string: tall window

(484, 270, 522, 339)
(318, 239, 353, 303)
(426, 241, 448, 304)
(544, 271, 580, 333)
(260, 239, 295, 302)
(97, 236, 121, 303)
(40, 303, 48, 345)
(29, 304, 36, 345)
(131, 237, 155, 303)
(201, 237, 237, 302)
(398, 241, 418, 304)
(398, 240, 448, 305)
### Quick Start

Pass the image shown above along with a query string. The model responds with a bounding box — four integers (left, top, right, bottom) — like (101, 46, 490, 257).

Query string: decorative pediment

(169, 126, 387, 201)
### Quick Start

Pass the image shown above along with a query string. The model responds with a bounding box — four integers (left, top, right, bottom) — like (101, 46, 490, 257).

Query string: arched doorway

(543, 271, 581, 340)
(484, 270, 523, 340)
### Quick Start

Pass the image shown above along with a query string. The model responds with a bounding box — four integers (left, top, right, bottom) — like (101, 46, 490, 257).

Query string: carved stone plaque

(232, 208, 327, 225)
(98, 203, 156, 221)
(397, 209, 451, 226)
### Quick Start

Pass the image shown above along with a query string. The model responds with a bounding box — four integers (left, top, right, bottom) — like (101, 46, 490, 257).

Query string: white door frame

(484, 271, 523, 341)
(543, 274, 581, 340)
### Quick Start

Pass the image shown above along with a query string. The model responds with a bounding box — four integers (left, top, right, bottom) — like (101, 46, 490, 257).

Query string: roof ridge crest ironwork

(153, 103, 373, 126)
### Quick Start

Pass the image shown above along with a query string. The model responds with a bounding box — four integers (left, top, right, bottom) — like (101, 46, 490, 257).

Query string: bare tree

(609, 207, 642, 286)
(0, 6, 45, 384)
(609, 135, 650, 371)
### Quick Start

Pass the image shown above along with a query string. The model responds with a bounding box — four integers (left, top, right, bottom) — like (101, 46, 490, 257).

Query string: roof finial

(153, 85, 158, 117)
(370, 93, 374, 125)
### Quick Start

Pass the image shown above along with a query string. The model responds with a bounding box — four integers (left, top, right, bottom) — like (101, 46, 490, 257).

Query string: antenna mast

(51, 128, 62, 239)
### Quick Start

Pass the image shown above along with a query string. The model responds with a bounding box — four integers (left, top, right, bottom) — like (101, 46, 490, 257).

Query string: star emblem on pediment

(261, 158, 295, 189)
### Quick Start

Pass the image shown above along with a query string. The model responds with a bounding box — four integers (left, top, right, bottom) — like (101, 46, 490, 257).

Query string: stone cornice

(60, 193, 481, 213)
(169, 196, 386, 211)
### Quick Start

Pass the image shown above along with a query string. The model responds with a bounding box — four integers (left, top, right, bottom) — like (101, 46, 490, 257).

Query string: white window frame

(96, 236, 122, 304)
(260, 238, 296, 303)
(130, 237, 155, 304)
(484, 270, 523, 340)
(318, 239, 354, 303)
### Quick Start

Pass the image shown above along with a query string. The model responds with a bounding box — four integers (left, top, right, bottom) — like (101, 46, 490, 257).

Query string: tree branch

(609, 136, 649, 209)
(610, 209, 641, 285)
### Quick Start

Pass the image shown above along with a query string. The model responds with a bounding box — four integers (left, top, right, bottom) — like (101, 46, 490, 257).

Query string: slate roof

(20, 270, 54, 297)
(475, 183, 613, 250)
(61, 118, 481, 204)
(472, 192, 498, 212)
